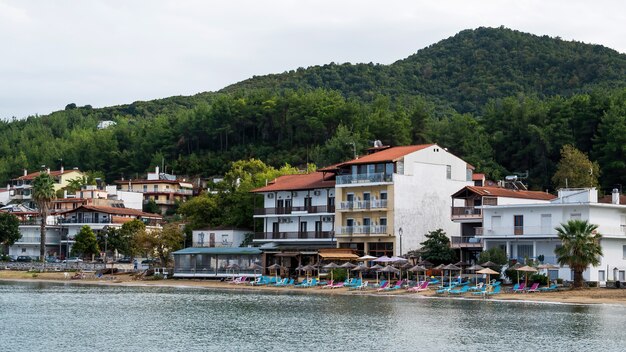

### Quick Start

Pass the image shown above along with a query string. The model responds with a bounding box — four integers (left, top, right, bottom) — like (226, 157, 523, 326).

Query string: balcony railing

(15, 237, 62, 245)
(339, 200, 388, 210)
(127, 189, 193, 195)
(450, 236, 483, 248)
(336, 173, 393, 185)
(253, 231, 334, 240)
(253, 205, 334, 215)
(338, 225, 388, 235)
(451, 207, 482, 219)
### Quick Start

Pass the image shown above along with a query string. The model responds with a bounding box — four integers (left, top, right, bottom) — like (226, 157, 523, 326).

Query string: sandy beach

(2, 270, 626, 306)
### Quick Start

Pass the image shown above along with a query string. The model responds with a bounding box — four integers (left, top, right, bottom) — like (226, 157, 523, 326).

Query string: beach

(2, 270, 626, 306)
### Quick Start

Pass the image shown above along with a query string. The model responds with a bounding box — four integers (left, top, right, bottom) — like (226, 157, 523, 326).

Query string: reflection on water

(1, 281, 625, 351)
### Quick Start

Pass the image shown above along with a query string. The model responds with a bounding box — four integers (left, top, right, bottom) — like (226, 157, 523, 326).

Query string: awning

(318, 252, 359, 260)
(179, 182, 193, 188)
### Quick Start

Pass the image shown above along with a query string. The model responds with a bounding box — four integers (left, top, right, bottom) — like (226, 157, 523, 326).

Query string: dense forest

(0, 27, 624, 193)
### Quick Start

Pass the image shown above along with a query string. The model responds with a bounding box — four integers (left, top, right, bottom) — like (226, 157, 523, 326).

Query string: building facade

(478, 188, 626, 283)
(327, 144, 473, 257)
(450, 185, 555, 262)
(192, 228, 250, 248)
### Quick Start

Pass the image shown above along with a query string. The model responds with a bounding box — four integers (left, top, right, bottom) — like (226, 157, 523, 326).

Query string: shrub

(329, 269, 347, 282)
(529, 273, 548, 285)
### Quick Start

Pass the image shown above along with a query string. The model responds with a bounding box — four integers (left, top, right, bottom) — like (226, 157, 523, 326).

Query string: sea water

(0, 281, 625, 352)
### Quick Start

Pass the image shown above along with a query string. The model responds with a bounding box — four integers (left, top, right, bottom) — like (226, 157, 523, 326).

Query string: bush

(329, 268, 347, 282)
(529, 273, 549, 285)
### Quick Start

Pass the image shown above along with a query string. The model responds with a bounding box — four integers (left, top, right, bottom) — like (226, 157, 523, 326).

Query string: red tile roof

(598, 194, 626, 205)
(452, 186, 556, 201)
(339, 144, 434, 166)
(472, 173, 485, 181)
(251, 172, 335, 193)
(62, 205, 162, 218)
(15, 169, 81, 181)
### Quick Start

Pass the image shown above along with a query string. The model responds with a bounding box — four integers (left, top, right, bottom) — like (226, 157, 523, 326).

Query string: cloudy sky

(1, 0, 624, 119)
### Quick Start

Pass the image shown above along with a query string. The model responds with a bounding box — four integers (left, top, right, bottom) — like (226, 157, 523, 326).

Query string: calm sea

(1, 281, 625, 352)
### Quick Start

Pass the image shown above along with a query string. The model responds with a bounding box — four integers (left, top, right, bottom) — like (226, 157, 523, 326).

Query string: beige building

(9, 167, 84, 203)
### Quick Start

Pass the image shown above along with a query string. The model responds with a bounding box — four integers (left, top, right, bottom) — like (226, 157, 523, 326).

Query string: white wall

(116, 191, 144, 210)
(394, 162, 471, 254)
(192, 229, 249, 247)
(262, 188, 334, 209)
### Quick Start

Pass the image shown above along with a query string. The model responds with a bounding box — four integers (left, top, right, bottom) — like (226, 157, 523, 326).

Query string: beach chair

(330, 281, 345, 289)
(384, 280, 404, 291)
(416, 281, 430, 292)
(526, 283, 540, 293)
(352, 281, 369, 290)
(469, 282, 484, 291)
(472, 285, 490, 296)
(513, 282, 526, 293)
(294, 279, 311, 288)
(376, 282, 390, 291)
(538, 284, 558, 292)
(345, 278, 362, 288)
(229, 276, 244, 284)
(235, 277, 249, 285)
(374, 280, 387, 289)
(487, 285, 502, 295)
(321, 280, 335, 289)
(449, 285, 470, 295)
(274, 278, 289, 286)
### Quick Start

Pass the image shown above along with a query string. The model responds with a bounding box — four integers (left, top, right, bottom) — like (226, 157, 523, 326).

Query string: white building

(450, 185, 555, 262)
(251, 172, 336, 268)
(192, 228, 250, 248)
(478, 188, 626, 283)
(326, 143, 473, 256)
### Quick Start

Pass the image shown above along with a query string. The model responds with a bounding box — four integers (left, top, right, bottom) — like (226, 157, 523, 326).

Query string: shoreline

(2, 272, 626, 307)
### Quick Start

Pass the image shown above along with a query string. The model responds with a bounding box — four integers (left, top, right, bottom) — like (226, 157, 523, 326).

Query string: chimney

(23, 169, 27, 176)
(155, 166, 160, 175)
(613, 188, 620, 205)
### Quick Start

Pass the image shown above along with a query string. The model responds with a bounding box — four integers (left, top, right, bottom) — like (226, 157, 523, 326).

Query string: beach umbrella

(352, 264, 369, 282)
(537, 264, 560, 285)
(340, 262, 357, 281)
(248, 263, 264, 277)
(378, 265, 400, 282)
(226, 263, 241, 278)
(389, 256, 408, 263)
(476, 267, 499, 286)
(454, 261, 469, 277)
(267, 263, 282, 282)
(467, 264, 484, 287)
(301, 264, 317, 281)
(480, 261, 499, 268)
(323, 262, 341, 282)
(370, 264, 383, 284)
(399, 262, 413, 281)
(358, 255, 377, 261)
(443, 264, 461, 287)
(510, 262, 524, 284)
(409, 265, 427, 283)
(516, 265, 538, 286)
(418, 259, 433, 268)
(373, 255, 393, 263)
(433, 264, 445, 284)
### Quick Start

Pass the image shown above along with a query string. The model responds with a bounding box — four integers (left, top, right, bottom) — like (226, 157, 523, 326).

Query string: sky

(1, 0, 625, 119)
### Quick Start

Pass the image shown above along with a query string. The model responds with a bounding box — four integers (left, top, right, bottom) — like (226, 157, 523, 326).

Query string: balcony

(336, 173, 393, 185)
(130, 189, 193, 195)
(253, 205, 334, 216)
(450, 236, 483, 249)
(451, 207, 482, 220)
(339, 200, 388, 211)
(253, 231, 335, 240)
(15, 237, 62, 245)
(476, 226, 556, 237)
(337, 225, 388, 236)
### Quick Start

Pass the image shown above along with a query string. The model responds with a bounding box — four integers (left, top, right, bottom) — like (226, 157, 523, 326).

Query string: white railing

(339, 200, 387, 210)
(338, 225, 387, 235)
(478, 225, 626, 237)
(336, 173, 393, 185)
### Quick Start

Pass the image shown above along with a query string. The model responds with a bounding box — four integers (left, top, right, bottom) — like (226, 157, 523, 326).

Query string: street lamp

(398, 227, 403, 256)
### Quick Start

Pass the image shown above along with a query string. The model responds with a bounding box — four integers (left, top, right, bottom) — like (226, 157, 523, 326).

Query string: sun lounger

(321, 280, 335, 289)
(526, 283, 540, 293)
(487, 285, 502, 295)
(274, 278, 290, 286)
(330, 282, 345, 289)
(538, 284, 558, 292)
(294, 279, 311, 288)
(512, 282, 526, 293)
(376, 282, 390, 291)
(383, 280, 403, 291)
(234, 276, 249, 285)
(449, 285, 470, 295)
(352, 281, 369, 290)
(374, 280, 387, 288)
(345, 279, 362, 288)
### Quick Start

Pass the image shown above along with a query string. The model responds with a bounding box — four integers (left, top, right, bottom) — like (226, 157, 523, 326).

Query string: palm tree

(32, 172, 56, 261)
(554, 219, 602, 288)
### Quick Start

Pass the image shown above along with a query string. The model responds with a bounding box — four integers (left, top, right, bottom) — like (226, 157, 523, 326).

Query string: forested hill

(0, 27, 625, 193)
(222, 27, 626, 114)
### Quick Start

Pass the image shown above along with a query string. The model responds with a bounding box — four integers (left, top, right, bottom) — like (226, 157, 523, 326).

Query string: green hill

(0, 27, 625, 193)
(222, 27, 626, 114)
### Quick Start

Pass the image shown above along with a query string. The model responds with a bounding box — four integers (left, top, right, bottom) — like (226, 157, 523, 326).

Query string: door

(299, 221, 307, 238)
(315, 221, 322, 238)
(272, 222, 279, 239)
(514, 215, 524, 235)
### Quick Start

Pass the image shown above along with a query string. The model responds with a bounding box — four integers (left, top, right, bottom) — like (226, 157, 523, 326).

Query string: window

(446, 165, 452, 179)
(598, 270, 606, 282)
(346, 218, 354, 227)
(153, 185, 158, 192)
(299, 221, 307, 234)
(198, 232, 205, 245)
(369, 242, 393, 257)
(379, 218, 387, 226)
(517, 244, 533, 260)
(623, 245, 626, 259)
(304, 196, 312, 208)
(143, 185, 147, 192)
(620, 271, 625, 282)
(385, 163, 394, 177)
(21, 248, 26, 253)
(514, 215, 524, 235)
